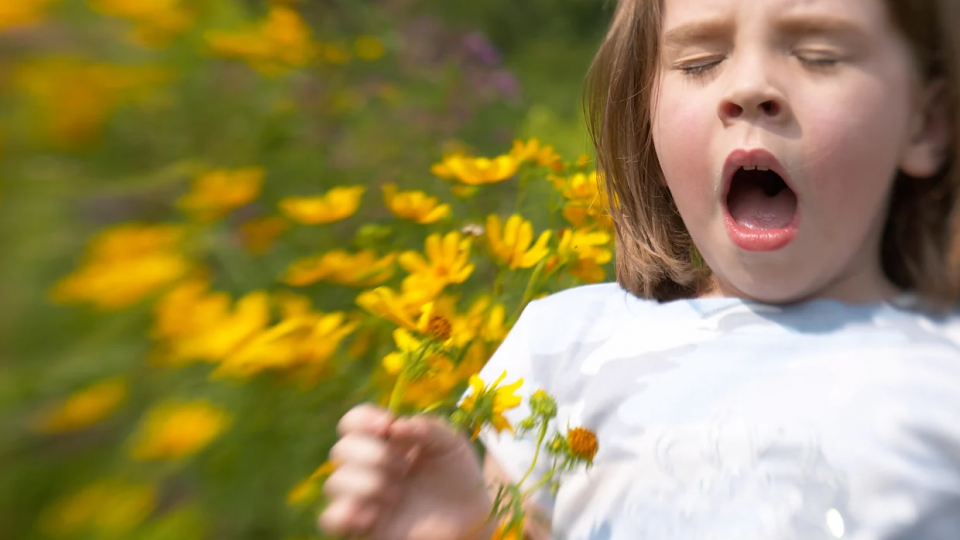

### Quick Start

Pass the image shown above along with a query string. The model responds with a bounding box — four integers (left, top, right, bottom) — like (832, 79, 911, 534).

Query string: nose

(717, 57, 789, 125)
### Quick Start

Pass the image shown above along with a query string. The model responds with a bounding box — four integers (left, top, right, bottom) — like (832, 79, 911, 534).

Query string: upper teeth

(742, 166, 769, 171)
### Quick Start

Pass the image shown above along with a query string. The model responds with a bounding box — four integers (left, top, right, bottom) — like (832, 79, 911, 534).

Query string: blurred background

(0, 1, 613, 539)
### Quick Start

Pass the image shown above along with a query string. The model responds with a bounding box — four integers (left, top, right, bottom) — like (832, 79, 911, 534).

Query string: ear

(900, 79, 950, 178)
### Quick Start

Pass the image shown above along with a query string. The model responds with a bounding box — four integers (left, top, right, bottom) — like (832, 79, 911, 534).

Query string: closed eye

(678, 58, 723, 76)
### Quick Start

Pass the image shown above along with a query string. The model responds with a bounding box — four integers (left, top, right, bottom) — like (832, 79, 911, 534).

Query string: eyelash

(677, 54, 840, 77)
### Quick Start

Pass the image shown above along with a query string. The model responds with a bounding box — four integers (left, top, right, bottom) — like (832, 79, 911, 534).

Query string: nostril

(724, 103, 744, 118)
(760, 100, 779, 115)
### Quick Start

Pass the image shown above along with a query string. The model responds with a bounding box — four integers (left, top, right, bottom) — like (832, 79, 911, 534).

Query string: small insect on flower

(566, 427, 599, 464)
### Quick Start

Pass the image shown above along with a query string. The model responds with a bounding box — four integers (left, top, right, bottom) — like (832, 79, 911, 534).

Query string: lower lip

(723, 214, 799, 252)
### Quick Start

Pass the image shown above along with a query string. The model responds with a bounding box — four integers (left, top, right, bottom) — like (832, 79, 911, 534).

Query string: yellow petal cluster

(215, 310, 358, 379)
(40, 480, 156, 537)
(14, 58, 170, 146)
(486, 214, 551, 270)
(178, 166, 264, 221)
(554, 227, 613, 283)
(399, 231, 474, 288)
(279, 186, 365, 225)
(152, 281, 270, 365)
(89, 0, 193, 46)
(33, 378, 127, 433)
(284, 250, 396, 287)
(557, 171, 612, 229)
(458, 371, 523, 439)
(510, 138, 562, 169)
(383, 183, 451, 224)
(130, 400, 231, 461)
(205, 6, 317, 75)
(432, 154, 519, 185)
(356, 280, 442, 330)
(51, 224, 190, 310)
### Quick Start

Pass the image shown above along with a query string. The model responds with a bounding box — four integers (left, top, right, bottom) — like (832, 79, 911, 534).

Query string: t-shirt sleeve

(471, 299, 557, 517)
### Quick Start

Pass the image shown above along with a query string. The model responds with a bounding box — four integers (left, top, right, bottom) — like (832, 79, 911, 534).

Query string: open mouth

(726, 166, 798, 231)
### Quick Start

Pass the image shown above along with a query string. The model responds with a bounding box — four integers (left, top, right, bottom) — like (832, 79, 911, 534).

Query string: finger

(388, 414, 464, 453)
(317, 497, 379, 538)
(328, 435, 411, 477)
(322, 465, 402, 503)
(337, 403, 394, 438)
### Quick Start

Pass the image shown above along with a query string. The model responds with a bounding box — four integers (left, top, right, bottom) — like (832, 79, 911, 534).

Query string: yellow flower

(205, 5, 317, 75)
(279, 186, 365, 225)
(399, 231, 474, 287)
(0, 0, 57, 32)
(89, 0, 193, 46)
(510, 138, 562, 169)
(432, 154, 519, 185)
(486, 214, 552, 270)
(33, 378, 127, 433)
(240, 215, 288, 254)
(356, 280, 442, 330)
(559, 171, 612, 229)
(491, 519, 524, 540)
(130, 400, 231, 461)
(457, 371, 523, 439)
(382, 183, 450, 224)
(214, 310, 358, 379)
(40, 480, 156, 537)
(557, 228, 612, 265)
(51, 224, 190, 310)
(354, 35, 384, 60)
(152, 284, 270, 365)
(14, 58, 171, 146)
(283, 250, 396, 287)
(178, 167, 264, 220)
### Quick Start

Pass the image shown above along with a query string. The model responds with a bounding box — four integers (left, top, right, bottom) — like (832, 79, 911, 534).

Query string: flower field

(0, 1, 610, 539)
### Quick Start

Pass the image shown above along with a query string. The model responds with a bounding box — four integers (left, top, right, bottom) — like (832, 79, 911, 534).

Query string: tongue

(728, 184, 797, 230)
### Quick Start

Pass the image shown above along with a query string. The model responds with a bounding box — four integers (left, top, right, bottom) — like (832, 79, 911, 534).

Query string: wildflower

(51, 224, 190, 310)
(130, 400, 231, 461)
(14, 58, 171, 146)
(89, 0, 193, 46)
(279, 186, 365, 225)
(382, 183, 451, 224)
(529, 389, 557, 420)
(454, 371, 523, 439)
(214, 310, 358, 379)
(432, 154, 519, 185)
(354, 35, 384, 60)
(356, 281, 442, 330)
(283, 249, 396, 288)
(40, 480, 156, 537)
(399, 231, 475, 287)
(510, 138, 562, 169)
(177, 167, 264, 221)
(556, 228, 612, 265)
(33, 378, 127, 433)
(205, 5, 317, 75)
(558, 172, 613, 229)
(486, 214, 551, 270)
(566, 427, 599, 463)
(239, 215, 288, 254)
(415, 301, 456, 344)
(491, 519, 524, 540)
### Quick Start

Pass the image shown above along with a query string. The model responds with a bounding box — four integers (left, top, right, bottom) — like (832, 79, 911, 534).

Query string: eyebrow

(661, 14, 868, 49)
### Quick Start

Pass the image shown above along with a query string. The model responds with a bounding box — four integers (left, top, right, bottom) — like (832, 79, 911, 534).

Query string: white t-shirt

(476, 283, 960, 540)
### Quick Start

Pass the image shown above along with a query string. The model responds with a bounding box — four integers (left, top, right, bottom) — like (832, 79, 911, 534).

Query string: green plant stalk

(516, 421, 549, 488)
(511, 257, 548, 322)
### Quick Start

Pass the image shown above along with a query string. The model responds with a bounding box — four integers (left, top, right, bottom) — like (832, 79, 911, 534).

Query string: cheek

(652, 80, 717, 210)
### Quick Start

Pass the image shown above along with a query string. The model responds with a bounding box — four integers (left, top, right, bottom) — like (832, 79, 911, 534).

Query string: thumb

(387, 414, 467, 454)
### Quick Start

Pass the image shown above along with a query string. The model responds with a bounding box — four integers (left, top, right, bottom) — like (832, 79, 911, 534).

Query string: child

(319, 0, 960, 538)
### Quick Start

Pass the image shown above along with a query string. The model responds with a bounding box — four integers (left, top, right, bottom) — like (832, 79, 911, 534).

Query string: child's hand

(318, 404, 496, 540)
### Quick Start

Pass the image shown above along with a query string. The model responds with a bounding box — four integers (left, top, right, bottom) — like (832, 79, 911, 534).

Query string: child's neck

(698, 271, 903, 306)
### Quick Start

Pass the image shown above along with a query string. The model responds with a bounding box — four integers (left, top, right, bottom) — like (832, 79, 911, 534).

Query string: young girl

(319, 0, 960, 538)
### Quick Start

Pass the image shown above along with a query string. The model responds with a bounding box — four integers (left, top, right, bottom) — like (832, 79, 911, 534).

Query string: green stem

(492, 267, 506, 299)
(510, 257, 547, 322)
(519, 465, 556, 500)
(387, 370, 408, 413)
(516, 421, 549, 488)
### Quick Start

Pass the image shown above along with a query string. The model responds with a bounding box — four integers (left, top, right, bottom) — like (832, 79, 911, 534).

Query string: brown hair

(585, 0, 960, 307)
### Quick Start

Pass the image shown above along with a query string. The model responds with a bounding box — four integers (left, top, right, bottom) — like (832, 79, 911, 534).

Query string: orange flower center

(426, 315, 452, 342)
(566, 427, 598, 462)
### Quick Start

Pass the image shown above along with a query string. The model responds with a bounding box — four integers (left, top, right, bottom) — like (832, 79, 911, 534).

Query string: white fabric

(476, 283, 960, 540)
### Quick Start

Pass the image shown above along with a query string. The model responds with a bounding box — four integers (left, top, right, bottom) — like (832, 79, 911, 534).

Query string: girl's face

(652, 0, 945, 303)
